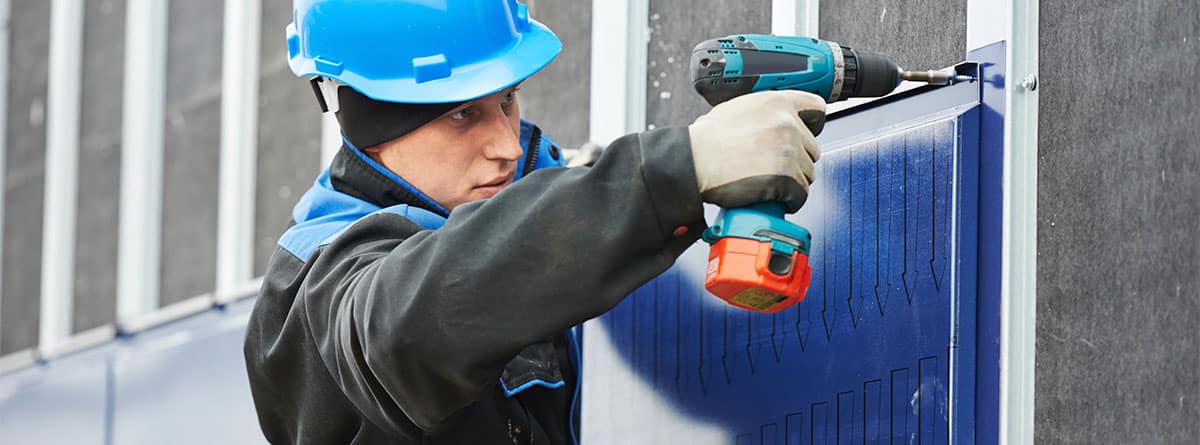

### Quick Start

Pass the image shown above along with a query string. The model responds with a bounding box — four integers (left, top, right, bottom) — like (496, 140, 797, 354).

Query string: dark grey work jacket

(243, 121, 705, 444)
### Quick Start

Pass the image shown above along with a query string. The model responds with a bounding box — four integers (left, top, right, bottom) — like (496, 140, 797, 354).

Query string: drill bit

(901, 69, 976, 85)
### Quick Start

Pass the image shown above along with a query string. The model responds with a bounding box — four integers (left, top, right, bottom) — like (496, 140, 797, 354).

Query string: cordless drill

(692, 34, 973, 313)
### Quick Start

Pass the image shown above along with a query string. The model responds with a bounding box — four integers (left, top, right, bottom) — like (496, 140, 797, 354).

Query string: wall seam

(0, 0, 10, 346)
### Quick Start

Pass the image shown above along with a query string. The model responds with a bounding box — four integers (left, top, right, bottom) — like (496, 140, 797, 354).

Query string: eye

(447, 106, 475, 121)
(502, 88, 520, 107)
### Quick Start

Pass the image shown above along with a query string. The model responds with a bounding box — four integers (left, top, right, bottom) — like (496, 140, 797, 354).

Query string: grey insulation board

(159, 0, 223, 304)
(73, 0, 125, 333)
(645, 0, 772, 130)
(819, 0, 966, 73)
(1, 0, 50, 354)
(253, 0, 323, 275)
(1036, 1, 1200, 443)
(520, 0, 591, 148)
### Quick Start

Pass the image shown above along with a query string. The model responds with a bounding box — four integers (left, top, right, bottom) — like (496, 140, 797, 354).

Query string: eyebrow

(444, 85, 522, 114)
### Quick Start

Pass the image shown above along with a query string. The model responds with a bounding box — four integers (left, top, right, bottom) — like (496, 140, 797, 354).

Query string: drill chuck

(901, 69, 976, 85)
(841, 48, 903, 98)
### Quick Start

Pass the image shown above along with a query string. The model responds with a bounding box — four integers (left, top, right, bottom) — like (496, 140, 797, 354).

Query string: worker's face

(364, 86, 523, 211)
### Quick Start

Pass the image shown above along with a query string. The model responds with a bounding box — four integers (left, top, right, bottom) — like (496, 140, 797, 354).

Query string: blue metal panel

(110, 301, 263, 444)
(582, 74, 989, 443)
(969, 41, 1007, 445)
(0, 349, 112, 444)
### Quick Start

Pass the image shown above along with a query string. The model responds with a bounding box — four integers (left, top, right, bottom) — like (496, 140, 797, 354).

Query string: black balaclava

(311, 78, 465, 149)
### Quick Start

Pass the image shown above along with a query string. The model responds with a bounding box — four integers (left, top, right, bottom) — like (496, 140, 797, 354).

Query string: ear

(359, 143, 387, 164)
(361, 144, 383, 155)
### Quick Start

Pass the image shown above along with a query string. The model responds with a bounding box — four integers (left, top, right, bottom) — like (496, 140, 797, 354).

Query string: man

(244, 0, 824, 443)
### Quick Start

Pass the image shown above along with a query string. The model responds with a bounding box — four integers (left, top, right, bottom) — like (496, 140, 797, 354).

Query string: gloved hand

(687, 90, 825, 212)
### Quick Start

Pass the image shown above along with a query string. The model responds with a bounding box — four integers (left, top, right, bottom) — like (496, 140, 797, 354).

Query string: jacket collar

(328, 119, 564, 218)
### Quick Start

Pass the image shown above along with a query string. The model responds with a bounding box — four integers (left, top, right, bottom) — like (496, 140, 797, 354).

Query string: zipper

(521, 126, 542, 178)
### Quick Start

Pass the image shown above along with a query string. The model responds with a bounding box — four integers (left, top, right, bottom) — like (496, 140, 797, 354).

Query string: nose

(480, 112, 523, 162)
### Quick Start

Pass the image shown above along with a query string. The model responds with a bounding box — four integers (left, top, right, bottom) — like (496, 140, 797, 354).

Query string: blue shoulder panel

(279, 171, 381, 261)
(279, 171, 448, 261)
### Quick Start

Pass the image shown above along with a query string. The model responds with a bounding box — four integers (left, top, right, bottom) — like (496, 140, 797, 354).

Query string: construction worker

(243, 0, 824, 443)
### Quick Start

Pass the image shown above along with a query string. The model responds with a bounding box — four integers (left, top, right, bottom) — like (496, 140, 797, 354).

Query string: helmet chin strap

(310, 77, 343, 114)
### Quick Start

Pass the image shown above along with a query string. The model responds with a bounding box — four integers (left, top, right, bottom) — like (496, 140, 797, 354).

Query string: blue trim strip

(341, 135, 451, 215)
(499, 377, 566, 398)
(566, 327, 581, 445)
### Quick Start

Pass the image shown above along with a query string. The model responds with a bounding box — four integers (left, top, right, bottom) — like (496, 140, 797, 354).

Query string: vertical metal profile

(38, 0, 85, 350)
(117, 0, 168, 321)
(771, 0, 819, 37)
(216, 0, 261, 295)
(967, 0, 1039, 442)
(320, 112, 340, 167)
(582, 1, 647, 440)
(0, 0, 10, 343)
(587, 0, 648, 146)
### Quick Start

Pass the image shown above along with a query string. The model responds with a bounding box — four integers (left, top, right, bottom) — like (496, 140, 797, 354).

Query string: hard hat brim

(290, 20, 563, 105)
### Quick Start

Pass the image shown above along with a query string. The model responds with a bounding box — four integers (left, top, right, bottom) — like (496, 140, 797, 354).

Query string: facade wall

(1035, 0, 1200, 442)
(819, 0, 967, 71)
(1, 0, 51, 354)
(521, 0, 592, 148)
(73, 0, 125, 334)
(159, 0, 223, 305)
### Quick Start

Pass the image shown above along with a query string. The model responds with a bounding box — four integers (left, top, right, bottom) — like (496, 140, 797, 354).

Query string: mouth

(473, 171, 515, 197)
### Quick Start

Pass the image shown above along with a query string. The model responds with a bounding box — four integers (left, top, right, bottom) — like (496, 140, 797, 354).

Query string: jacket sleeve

(300, 127, 706, 434)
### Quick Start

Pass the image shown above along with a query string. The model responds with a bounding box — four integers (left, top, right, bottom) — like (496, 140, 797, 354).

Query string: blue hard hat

(287, 0, 562, 104)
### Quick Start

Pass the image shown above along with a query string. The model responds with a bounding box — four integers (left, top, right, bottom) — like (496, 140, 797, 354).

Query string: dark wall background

(520, 0, 591, 148)
(73, 0, 124, 333)
(820, 0, 967, 72)
(159, 0, 223, 305)
(1036, 0, 1200, 442)
(253, 0, 322, 275)
(1, 1, 50, 354)
(645, 0, 772, 130)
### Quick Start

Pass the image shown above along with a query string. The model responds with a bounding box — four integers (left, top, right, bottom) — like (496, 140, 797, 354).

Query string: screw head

(1021, 74, 1038, 91)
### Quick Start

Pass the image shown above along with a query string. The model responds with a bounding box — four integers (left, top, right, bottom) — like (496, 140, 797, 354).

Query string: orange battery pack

(704, 237, 812, 313)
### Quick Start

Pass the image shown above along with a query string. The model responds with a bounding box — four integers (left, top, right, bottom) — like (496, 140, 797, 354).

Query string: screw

(1021, 74, 1038, 91)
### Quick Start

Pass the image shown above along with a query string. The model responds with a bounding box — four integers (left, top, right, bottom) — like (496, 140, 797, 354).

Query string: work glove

(687, 90, 825, 213)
